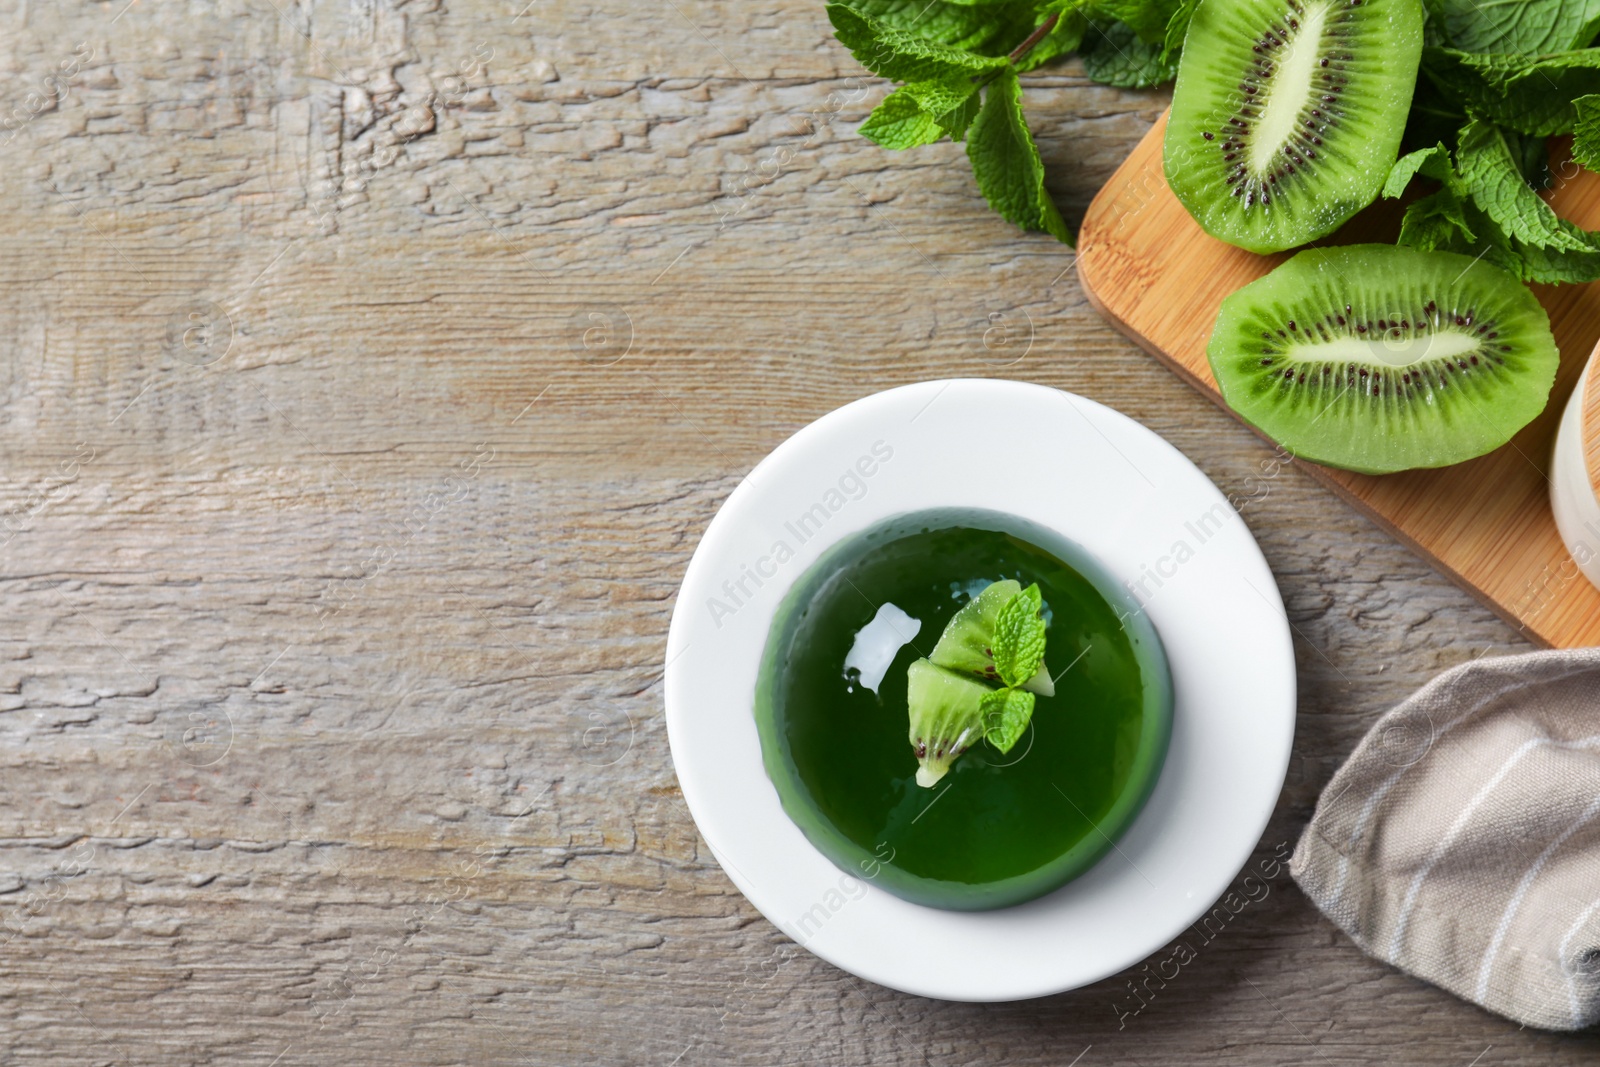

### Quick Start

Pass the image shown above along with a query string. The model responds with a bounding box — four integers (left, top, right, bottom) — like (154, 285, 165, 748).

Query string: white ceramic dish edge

(1552, 365, 1600, 591)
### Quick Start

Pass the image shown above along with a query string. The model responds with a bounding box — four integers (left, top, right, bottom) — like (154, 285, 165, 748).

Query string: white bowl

(665, 379, 1296, 1001)
(1551, 356, 1600, 591)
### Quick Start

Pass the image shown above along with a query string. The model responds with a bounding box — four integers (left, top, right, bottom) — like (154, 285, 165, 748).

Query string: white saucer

(665, 380, 1296, 1001)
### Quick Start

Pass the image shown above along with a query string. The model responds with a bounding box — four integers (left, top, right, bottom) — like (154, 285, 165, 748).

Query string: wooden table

(2, 1, 1594, 1063)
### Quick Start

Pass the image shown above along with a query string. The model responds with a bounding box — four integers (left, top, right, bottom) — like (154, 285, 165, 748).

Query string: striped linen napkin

(1292, 648, 1600, 1030)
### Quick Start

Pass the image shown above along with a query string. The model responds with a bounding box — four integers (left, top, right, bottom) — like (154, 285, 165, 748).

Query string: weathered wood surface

(0, 0, 1595, 1063)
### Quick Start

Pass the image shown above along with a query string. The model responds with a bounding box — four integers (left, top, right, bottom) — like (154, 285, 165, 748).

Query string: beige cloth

(1292, 648, 1600, 1031)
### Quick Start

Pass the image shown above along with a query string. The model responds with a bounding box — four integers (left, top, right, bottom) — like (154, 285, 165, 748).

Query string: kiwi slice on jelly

(929, 580, 1054, 696)
(1208, 243, 1559, 474)
(905, 658, 991, 788)
(1163, 0, 1422, 253)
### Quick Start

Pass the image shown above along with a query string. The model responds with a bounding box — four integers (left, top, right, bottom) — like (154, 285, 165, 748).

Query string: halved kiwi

(1164, 0, 1423, 253)
(1209, 244, 1559, 474)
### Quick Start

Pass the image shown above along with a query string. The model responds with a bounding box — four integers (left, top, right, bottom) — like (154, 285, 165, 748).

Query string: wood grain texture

(1079, 113, 1600, 649)
(0, 0, 1597, 1064)
(1585, 345, 1599, 496)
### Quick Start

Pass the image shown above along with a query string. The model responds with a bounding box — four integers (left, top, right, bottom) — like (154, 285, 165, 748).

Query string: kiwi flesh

(905, 659, 989, 788)
(1164, 0, 1423, 253)
(1208, 244, 1559, 474)
(929, 579, 1053, 696)
(928, 579, 1017, 680)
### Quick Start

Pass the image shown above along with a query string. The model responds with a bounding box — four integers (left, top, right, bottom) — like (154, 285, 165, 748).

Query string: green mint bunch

(1370, 0, 1600, 283)
(831, 0, 1600, 280)
(826, 0, 1193, 245)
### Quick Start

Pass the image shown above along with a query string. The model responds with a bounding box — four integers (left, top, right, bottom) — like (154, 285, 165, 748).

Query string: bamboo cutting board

(1078, 112, 1600, 648)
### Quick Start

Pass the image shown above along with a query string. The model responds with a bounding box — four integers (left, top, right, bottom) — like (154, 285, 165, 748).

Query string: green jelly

(755, 510, 1172, 911)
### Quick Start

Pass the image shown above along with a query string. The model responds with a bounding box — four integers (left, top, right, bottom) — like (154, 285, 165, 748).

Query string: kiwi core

(1289, 329, 1481, 369)
(1248, 2, 1332, 174)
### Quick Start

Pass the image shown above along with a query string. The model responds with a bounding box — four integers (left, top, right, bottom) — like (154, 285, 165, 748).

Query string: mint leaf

(839, 0, 1054, 57)
(1081, 19, 1179, 89)
(833, 1, 1083, 72)
(980, 687, 1036, 754)
(1508, 126, 1554, 188)
(900, 74, 990, 116)
(966, 68, 1073, 242)
(1393, 181, 1525, 283)
(991, 583, 1047, 688)
(860, 83, 983, 147)
(1459, 197, 1534, 279)
(1160, 0, 1202, 63)
(1381, 144, 1521, 267)
(860, 88, 946, 149)
(935, 89, 982, 139)
(1016, 8, 1089, 71)
(1087, 0, 1182, 45)
(1383, 142, 1460, 198)
(1423, 47, 1600, 135)
(1397, 188, 1478, 251)
(1436, 121, 1600, 283)
(1422, 0, 1600, 54)
(1513, 218, 1600, 281)
(1575, 93, 1600, 169)
(827, 3, 1009, 83)
(1457, 118, 1594, 251)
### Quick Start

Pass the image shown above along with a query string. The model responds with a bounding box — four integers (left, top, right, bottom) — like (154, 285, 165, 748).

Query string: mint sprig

(981, 583, 1048, 752)
(992, 582, 1047, 687)
(825, 0, 1189, 244)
